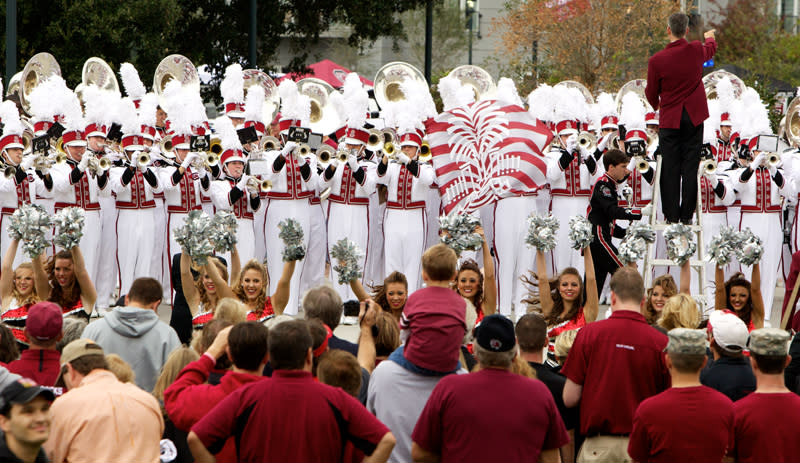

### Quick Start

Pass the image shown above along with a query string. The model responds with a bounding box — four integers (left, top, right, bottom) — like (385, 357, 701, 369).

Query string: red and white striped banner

(425, 101, 553, 215)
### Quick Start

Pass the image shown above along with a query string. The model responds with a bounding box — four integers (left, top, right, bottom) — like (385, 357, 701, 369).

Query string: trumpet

(419, 141, 432, 163)
(1, 165, 15, 179)
(246, 177, 272, 192)
(700, 158, 717, 175)
(317, 145, 335, 166)
(127, 151, 151, 168)
(160, 136, 174, 154)
(367, 129, 384, 152)
(578, 131, 597, 152)
(335, 149, 349, 163)
(87, 156, 111, 174)
(634, 156, 650, 173)
(297, 143, 311, 157)
(192, 153, 219, 170)
(768, 153, 781, 167)
(261, 136, 281, 151)
(383, 142, 398, 159)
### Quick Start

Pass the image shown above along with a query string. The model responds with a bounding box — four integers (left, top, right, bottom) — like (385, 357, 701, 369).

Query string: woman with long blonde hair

(1, 239, 41, 347)
(228, 258, 296, 321)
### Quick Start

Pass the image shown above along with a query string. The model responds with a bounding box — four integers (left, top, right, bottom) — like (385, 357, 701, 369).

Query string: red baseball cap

(26, 302, 63, 342)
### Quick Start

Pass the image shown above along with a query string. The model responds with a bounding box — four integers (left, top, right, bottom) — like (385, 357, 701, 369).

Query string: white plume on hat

(29, 75, 70, 122)
(278, 80, 300, 120)
(244, 86, 265, 123)
(619, 92, 646, 132)
(62, 93, 85, 133)
(138, 93, 158, 129)
(715, 77, 736, 115)
(398, 80, 428, 129)
(704, 99, 720, 145)
(83, 85, 114, 127)
(186, 89, 208, 129)
(0, 101, 24, 136)
(596, 92, 618, 119)
(553, 86, 588, 124)
(739, 87, 771, 139)
(341, 73, 368, 128)
(438, 75, 475, 112)
(587, 102, 601, 129)
(220, 63, 244, 105)
(527, 83, 556, 123)
(496, 77, 523, 106)
(118, 97, 140, 135)
(215, 115, 243, 151)
(119, 63, 146, 100)
(163, 80, 192, 137)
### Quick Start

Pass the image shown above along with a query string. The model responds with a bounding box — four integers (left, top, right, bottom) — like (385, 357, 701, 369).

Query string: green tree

(400, 0, 470, 76)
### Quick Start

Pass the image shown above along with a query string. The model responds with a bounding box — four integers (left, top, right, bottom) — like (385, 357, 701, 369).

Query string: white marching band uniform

(210, 175, 259, 268)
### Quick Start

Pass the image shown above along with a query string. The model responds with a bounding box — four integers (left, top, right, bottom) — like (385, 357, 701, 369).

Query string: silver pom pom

(209, 211, 238, 253)
(525, 214, 560, 251)
(736, 228, 764, 267)
(568, 216, 593, 250)
(664, 223, 697, 266)
(439, 213, 482, 256)
(707, 226, 739, 266)
(330, 238, 364, 285)
(278, 218, 306, 262)
(174, 210, 214, 266)
(617, 222, 655, 265)
(9, 204, 52, 258)
(625, 222, 656, 244)
(52, 207, 85, 250)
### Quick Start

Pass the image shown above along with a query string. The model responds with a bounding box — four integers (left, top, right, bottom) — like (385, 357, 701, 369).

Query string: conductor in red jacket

(645, 12, 717, 224)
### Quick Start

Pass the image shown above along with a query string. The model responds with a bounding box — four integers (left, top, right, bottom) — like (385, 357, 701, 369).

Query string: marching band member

(49, 93, 110, 290)
(733, 89, 789, 316)
(0, 102, 43, 268)
(110, 98, 162, 297)
(322, 74, 376, 301)
(241, 85, 270, 264)
(714, 77, 738, 163)
(210, 117, 261, 269)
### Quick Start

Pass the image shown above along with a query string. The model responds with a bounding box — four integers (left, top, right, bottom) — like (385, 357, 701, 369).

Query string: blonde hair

(422, 244, 457, 281)
(11, 263, 38, 306)
(645, 274, 678, 325)
(152, 347, 200, 404)
(554, 329, 578, 364)
(657, 294, 700, 331)
(232, 260, 269, 314)
(195, 258, 228, 313)
(105, 354, 135, 384)
(215, 297, 247, 324)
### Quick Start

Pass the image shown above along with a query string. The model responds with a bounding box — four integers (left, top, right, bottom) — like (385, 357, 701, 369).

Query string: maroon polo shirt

(561, 310, 670, 436)
(412, 368, 569, 462)
(628, 386, 734, 462)
(7, 349, 61, 387)
(645, 37, 717, 128)
(731, 392, 800, 462)
(400, 286, 466, 372)
(191, 369, 390, 462)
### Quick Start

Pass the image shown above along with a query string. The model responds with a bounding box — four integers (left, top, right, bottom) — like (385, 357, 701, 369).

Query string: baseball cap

(747, 328, 791, 356)
(26, 302, 63, 342)
(60, 339, 104, 366)
(0, 378, 55, 411)
(475, 314, 516, 352)
(666, 328, 707, 355)
(707, 311, 748, 353)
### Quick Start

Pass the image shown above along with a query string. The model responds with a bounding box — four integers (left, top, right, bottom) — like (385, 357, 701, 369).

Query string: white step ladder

(642, 155, 708, 312)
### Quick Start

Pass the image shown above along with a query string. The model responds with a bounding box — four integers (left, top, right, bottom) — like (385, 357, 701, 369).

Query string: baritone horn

(577, 131, 597, 152)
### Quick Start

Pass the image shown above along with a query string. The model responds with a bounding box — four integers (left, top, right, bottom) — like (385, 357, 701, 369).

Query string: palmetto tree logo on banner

(425, 100, 553, 215)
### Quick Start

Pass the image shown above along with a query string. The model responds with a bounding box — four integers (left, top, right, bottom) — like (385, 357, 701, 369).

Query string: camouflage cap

(665, 328, 707, 355)
(747, 328, 791, 356)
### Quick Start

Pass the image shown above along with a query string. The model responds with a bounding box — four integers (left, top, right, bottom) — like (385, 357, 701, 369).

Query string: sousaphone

(153, 54, 200, 107)
(82, 57, 120, 96)
(703, 70, 745, 100)
(615, 79, 652, 115)
(5, 72, 21, 98)
(243, 69, 280, 123)
(297, 77, 340, 135)
(20, 52, 62, 115)
(447, 65, 497, 101)
(783, 96, 800, 148)
(555, 80, 595, 105)
(373, 61, 427, 110)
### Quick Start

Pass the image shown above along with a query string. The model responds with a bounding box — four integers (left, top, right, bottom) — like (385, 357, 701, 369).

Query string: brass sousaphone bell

(243, 69, 280, 124)
(153, 54, 200, 108)
(446, 65, 497, 102)
(783, 96, 800, 148)
(82, 57, 120, 95)
(297, 77, 339, 135)
(20, 53, 62, 115)
(703, 70, 745, 100)
(373, 61, 428, 110)
(615, 80, 652, 115)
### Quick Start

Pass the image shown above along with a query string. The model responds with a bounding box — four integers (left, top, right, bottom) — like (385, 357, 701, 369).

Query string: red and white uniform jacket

(735, 166, 790, 213)
(699, 172, 736, 213)
(110, 166, 163, 210)
(376, 160, 434, 210)
(322, 160, 377, 206)
(716, 137, 735, 162)
(0, 169, 46, 213)
(263, 152, 315, 200)
(210, 177, 260, 219)
(160, 166, 207, 214)
(50, 160, 110, 212)
(546, 147, 600, 198)
(617, 158, 655, 213)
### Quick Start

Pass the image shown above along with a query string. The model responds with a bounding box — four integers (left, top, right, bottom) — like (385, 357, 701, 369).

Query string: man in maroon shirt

(730, 328, 800, 462)
(628, 328, 734, 463)
(562, 267, 670, 463)
(645, 12, 717, 224)
(412, 314, 568, 463)
(187, 320, 395, 463)
(7, 303, 62, 387)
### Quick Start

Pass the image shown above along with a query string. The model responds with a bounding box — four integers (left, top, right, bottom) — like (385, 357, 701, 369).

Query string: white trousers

(740, 211, 781, 319)
(96, 198, 118, 308)
(264, 199, 311, 315)
(116, 209, 155, 297)
(365, 193, 385, 287)
(299, 201, 328, 302)
(327, 202, 369, 302)
(492, 196, 537, 317)
(384, 208, 426, 293)
(151, 199, 168, 299)
(253, 196, 268, 264)
(551, 196, 588, 274)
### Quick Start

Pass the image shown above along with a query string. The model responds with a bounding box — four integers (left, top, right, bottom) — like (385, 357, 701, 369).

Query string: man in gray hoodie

(82, 277, 181, 391)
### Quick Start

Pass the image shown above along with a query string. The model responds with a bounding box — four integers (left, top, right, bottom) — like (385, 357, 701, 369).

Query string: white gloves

(20, 156, 34, 171)
(579, 145, 592, 161)
(640, 203, 653, 217)
(597, 133, 610, 152)
(750, 152, 765, 170)
(281, 142, 298, 157)
(565, 134, 578, 154)
(704, 171, 718, 185)
(296, 152, 307, 167)
(397, 152, 411, 165)
(78, 152, 92, 172)
(348, 153, 359, 171)
(181, 153, 200, 170)
(236, 174, 250, 191)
